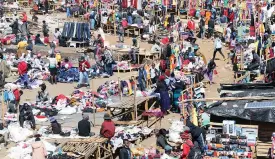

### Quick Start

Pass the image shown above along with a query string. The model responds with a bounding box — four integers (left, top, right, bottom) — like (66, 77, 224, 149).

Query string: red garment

(122, 19, 128, 28)
(13, 89, 20, 101)
(229, 12, 234, 22)
(100, 120, 115, 138)
(223, 9, 228, 17)
(79, 61, 90, 72)
(56, 94, 68, 101)
(22, 13, 27, 23)
(187, 20, 195, 31)
(181, 140, 194, 159)
(18, 61, 28, 75)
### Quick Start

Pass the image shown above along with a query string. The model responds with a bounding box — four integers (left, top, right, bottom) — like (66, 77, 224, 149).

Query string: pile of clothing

(7, 137, 56, 159)
(57, 68, 79, 83)
(113, 61, 131, 70)
(111, 126, 153, 152)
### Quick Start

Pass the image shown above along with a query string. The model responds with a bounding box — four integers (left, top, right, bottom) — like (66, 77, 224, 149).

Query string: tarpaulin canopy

(208, 85, 275, 123)
(206, 99, 275, 123)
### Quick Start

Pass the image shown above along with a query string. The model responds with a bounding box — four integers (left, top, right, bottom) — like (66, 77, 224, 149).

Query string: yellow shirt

(17, 41, 27, 49)
(56, 53, 61, 62)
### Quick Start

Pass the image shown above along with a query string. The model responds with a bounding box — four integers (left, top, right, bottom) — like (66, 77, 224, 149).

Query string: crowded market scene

(0, 0, 275, 158)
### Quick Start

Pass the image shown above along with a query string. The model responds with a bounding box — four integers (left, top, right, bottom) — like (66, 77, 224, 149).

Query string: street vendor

(49, 117, 62, 134)
(78, 114, 95, 137)
(36, 83, 49, 103)
(19, 103, 35, 129)
(100, 113, 115, 139)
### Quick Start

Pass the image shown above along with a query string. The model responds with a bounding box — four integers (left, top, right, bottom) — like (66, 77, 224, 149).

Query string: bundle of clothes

(111, 126, 153, 152)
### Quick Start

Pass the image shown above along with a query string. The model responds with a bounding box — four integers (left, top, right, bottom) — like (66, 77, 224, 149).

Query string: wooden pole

(92, 79, 96, 127)
(118, 77, 122, 100)
(2, 90, 5, 126)
(134, 79, 137, 121)
(179, 96, 275, 103)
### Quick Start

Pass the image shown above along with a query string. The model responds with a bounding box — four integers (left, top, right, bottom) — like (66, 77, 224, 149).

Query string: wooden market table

(107, 96, 157, 120)
(58, 136, 113, 159)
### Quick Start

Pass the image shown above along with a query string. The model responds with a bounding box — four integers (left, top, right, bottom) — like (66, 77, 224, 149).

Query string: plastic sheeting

(207, 99, 275, 123)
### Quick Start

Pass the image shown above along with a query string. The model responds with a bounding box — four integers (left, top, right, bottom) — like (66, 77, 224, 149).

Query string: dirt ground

(0, 11, 235, 158)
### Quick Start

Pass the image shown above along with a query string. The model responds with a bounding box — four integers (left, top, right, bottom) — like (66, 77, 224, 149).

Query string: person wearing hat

(36, 83, 49, 102)
(31, 134, 47, 159)
(119, 139, 132, 159)
(160, 145, 174, 159)
(78, 114, 94, 137)
(49, 117, 62, 134)
(100, 113, 115, 139)
(77, 55, 90, 88)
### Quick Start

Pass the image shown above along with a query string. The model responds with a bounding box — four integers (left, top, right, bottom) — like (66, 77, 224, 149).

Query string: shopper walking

(213, 36, 225, 60)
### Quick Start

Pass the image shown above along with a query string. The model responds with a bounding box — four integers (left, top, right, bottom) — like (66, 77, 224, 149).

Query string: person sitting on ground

(156, 129, 171, 149)
(119, 139, 132, 159)
(247, 50, 260, 71)
(61, 57, 73, 70)
(33, 53, 43, 71)
(100, 113, 115, 139)
(49, 117, 62, 134)
(78, 114, 94, 137)
(31, 134, 47, 159)
(36, 83, 49, 103)
(35, 34, 46, 46)
(161, 145, 175, 159)
(19, 103, 35, 129)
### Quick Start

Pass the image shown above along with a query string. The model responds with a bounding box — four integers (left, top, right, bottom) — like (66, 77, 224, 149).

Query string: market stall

(58, 136, 113, 159)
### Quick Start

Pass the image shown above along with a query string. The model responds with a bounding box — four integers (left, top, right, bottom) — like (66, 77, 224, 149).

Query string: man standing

(118, 23, 124, 43)
(42, 21, 49, 37)
(208, 17, 215, 38)
(21, 12, 28, 36)
(199, 17, 205, 39)
(77, 56, 90, 88)
(10, 19, 19, 42)
(100, 113, 115, 139)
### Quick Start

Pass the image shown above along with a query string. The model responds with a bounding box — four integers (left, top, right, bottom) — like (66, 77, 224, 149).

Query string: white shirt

(34, 58, 42, 69)
(215, 38, 222, 49)
(150, 67, 157, 78)
(48, 57, 57, 68)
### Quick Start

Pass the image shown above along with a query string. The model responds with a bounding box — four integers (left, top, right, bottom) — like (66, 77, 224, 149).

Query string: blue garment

(90, 19, 95, 30)
(57, 68, 79, 83)
(66, 7, 71, 17)
(78, 72, 89, 85)
(20, 73, 30, 87)
(127, 16, 133, 24)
